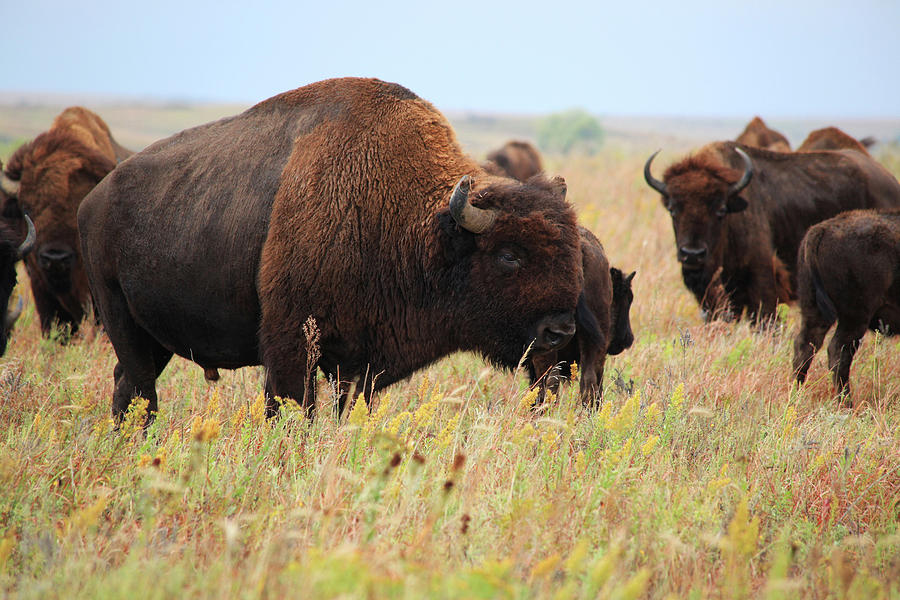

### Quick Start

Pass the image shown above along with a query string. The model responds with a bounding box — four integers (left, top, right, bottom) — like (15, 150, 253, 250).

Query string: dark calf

(793, 209, 900, 397)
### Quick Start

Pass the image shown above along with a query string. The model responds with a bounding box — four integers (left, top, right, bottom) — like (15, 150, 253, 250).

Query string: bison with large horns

(79, 77, 587, 420)
(0, 173, 36, 355)
(4, 107, 131, 338)
(644, 142, 900, 322)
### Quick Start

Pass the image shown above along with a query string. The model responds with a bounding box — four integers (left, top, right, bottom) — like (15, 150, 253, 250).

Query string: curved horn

(449, 175, 497, 234)
(729, 147, 754, 195)
(0, 173, 19, 197)
(643, 150, 667, 195)
(17, 215, 35, 258)
(4, 297, 23, 332)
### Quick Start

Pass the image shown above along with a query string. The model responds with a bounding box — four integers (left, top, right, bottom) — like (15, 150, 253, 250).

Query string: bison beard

(78, 77, 584, 421)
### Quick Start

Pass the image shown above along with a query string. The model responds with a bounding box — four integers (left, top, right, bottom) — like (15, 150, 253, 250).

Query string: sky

(3, 0, 898, 118)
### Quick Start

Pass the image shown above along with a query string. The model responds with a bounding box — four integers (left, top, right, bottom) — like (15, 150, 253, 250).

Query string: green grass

(1, 146, 899, 599)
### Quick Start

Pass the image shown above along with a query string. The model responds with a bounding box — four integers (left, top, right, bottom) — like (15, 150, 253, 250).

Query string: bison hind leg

(827, 321, 867, 401)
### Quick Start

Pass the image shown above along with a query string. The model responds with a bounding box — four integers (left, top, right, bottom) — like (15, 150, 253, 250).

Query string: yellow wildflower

(69, 493, 110, 534)
(348, 393, 368, 427)
(530, 553, 561, 581)
(641, 435, 659, 456)
(670, 383, 684, 412)
(518, 387, 539, 411)
(250, 392, 266, 425)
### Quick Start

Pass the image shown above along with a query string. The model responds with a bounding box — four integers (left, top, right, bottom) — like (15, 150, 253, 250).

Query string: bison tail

(811, 265, 837, 325)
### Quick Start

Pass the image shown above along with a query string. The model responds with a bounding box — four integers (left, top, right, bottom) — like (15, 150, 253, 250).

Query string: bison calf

(530, 227, 635, 404)
(793, 209, 900, 397)
(481, 140, 543, 182)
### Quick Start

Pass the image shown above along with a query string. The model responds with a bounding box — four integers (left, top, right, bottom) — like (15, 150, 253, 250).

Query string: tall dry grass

(0, 145, 898, 599)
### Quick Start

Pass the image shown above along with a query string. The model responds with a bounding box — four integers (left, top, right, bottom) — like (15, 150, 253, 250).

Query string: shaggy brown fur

(735, 117, 791, 152)
(648, 141, 900, 322)
(793, 210, 900, 397)
(529, 228, 635, 404)
(79, 78, 585, 420)
(482, 140, 544, 182)
(797, 127, 871, 155)
(5, 107, 127, 337)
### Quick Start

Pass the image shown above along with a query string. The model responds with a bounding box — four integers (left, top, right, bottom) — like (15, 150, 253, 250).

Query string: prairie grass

(1, 145, 899, 599)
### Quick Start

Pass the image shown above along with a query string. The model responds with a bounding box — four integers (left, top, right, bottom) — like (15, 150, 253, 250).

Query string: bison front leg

(826, 321, 867, 400)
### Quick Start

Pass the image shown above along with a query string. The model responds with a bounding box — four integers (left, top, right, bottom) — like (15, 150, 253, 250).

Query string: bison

(797, 126, 871, 154)
(529, 226, 635, 403)
(482, 140, 544, 182)
(78, 77, 588, 420)
(793, 209, 900, 397)
(0, 174, 36, 355)
(644, 141, 900, 322)
(735, 117, 791, 152)
(4, 107, 131, 338)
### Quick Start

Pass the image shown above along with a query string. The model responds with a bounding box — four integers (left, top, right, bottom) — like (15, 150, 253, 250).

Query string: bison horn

(729, 147, 754, 196)
(449, 175, 497, 234)
(643, 150, 667, 196)
(17, 215, 35, 258)
(4, 297, 23, 332)
(0, 172, 19, 197)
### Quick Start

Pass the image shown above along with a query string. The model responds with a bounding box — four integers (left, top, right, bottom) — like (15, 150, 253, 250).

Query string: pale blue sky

(3, 0, 898, 117)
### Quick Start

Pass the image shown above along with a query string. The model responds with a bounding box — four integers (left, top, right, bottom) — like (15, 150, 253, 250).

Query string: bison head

(434, 173, 582, 369)
(644, 147, 752, 295)
(607, 268, 635, 356)
(6, 132, 115, 334)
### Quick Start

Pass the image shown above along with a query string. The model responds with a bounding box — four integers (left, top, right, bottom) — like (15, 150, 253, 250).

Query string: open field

(1, 104, 899, 598)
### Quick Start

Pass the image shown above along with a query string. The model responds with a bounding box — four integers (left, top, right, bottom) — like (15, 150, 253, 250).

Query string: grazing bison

(793, 210, 900, 396)
(797, 126, 871, 155)
(735, 117, 791, 152)
(482, 140, 544, 182)
(4, 107, 130, 338)
(78, 77, 586, 420)
(0, 174, 36, 354)
(529, 227, 635, 403)
(644, 141, 900, 322)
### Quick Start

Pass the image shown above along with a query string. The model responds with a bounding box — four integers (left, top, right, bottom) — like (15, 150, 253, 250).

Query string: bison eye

(715, 206, 727, 218)
(497, 249, 522, 271)
(667, 203, 679, 217)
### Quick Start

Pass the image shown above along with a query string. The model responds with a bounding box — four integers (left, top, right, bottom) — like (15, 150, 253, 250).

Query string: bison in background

(4, 107, 131, 339)
(482, 140, 544, 182)
(644, 142, 900, 322)
(529, 226, 634, 404)
(79, 77, 588, 421)
(735, 117, 791, 152)
(793, 210, 900, 397)
(797, 126, 871, 154)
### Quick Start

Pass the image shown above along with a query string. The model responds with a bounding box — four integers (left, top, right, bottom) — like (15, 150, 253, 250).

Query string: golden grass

(1, 146, 899, 599)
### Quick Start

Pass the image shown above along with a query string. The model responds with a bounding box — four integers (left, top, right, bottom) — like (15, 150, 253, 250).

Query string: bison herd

(1, 79, 898, 420)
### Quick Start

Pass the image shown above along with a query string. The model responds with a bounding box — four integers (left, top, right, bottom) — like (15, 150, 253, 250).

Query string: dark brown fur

(5, 107, 128, 337)
(529, 228, 635, 404)
(793, 210, 900, 397)
(482, 140, 543, 182)
(797, 127, 871, 155)
(651, 142, 900, 322)
(735, 117, 791, 152)
(78, 78, 585, 420)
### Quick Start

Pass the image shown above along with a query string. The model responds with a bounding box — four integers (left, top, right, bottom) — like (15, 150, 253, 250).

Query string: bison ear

(549, 175, 567, 200)
(625, 271, 636, 284)
(726, 194, 748, 213)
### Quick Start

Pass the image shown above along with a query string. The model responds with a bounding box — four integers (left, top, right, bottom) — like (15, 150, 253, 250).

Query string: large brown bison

(793, 209, 900, 397)
(797, 126, 871, 154)
(4, 107, 131, 338)
(529, 226, 634, 403)
(78, 78, 587, 420)
(0, 174, 36, 355)
(482, 140, 544, 182)
(644, 142, 900, 322)
(735, 117, 791, 152)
